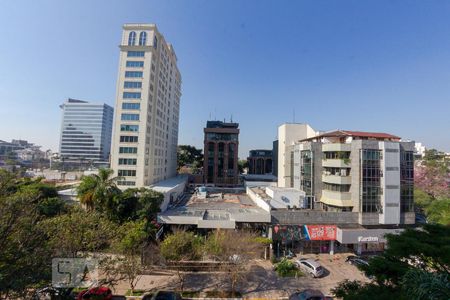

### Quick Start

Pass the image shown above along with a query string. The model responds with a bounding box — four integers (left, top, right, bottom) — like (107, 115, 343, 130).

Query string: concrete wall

(271, 210, 359, 225)
(277, 123, 317, 188)
(380, 141, 401, 224)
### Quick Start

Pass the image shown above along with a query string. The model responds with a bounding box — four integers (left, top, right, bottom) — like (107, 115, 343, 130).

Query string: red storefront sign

(304, 225, 336, 240)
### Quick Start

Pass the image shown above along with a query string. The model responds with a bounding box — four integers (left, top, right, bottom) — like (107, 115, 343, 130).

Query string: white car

(295, 258, 324, 278)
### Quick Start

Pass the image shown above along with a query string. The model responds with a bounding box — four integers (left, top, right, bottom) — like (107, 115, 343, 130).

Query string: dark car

(345, 255, 369, 267)
(77, 287, 112, 300)
(289, 289, 333, 300)
(142, 291, 183, 300)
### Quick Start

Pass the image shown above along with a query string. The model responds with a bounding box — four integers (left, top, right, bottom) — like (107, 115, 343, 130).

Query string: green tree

(177, 145, 203, 170)
(0, 174, 58, 298)
(41, 208, 118, 258)
(401, 269, 450, 300)
(76, 168, 121, 210)
(106, 187, 163, 225)
(160, 230, 202, 291)
(111, 220, 150, 295)
(238, 159, 248, 174)
(332, 224, 450, 299)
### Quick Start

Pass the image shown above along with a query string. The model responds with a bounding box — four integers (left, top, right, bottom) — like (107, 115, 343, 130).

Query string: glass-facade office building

(59, 98, 113, 164)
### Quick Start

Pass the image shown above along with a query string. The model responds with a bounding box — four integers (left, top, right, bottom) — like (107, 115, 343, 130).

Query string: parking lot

(112, 252, 370, 298)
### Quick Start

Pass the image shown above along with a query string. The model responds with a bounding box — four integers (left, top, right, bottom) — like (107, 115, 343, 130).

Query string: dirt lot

(113, 252, 369, 298)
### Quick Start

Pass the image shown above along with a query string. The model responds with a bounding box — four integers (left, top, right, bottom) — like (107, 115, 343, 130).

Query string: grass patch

(181, 291, 200, 297)
(204, 290, 242, 297)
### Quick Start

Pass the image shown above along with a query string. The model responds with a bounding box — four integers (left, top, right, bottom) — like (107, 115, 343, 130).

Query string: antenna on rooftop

(231, 114, 233, 123)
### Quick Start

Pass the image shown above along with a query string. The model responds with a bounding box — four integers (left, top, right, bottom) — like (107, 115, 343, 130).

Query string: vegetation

(0, 169, 163, 298)
(177, 145, 203, 171)
(274, 258, 302, 277)
(332, 224, 450, 300)
(238, 159, 248, 173)
(414, 149, 450, 225)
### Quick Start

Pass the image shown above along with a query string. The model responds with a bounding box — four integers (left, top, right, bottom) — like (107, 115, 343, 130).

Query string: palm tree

(76, 168, 122, 210)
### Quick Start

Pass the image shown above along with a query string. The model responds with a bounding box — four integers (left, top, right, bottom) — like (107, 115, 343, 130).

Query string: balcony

(322, 143, 351, 152)
(322, 159, 351, 168)
(322, 174, 352, 185)
(321, 190, 353, 207)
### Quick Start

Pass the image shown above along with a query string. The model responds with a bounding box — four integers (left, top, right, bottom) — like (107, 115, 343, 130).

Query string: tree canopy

(332, 224, 450, 300)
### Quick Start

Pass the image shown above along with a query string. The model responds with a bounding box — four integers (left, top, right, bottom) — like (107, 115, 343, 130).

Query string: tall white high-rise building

(110, 24, 182, 187)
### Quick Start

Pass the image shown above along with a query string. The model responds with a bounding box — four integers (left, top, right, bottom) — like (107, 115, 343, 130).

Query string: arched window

(128, 31, 136, 46)
(139, 32, 147, 46)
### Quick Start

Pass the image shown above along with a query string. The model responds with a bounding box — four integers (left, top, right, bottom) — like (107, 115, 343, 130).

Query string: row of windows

(119, 147, 138, 154)
(124, 81, 142, 88)
(120, 124, 139, 132)
(323, 151, 350, 159)
(121, 114, 139, 121)
(123, 92, 141, 99)
(127, 51, 145, 57)
(120, 136, 138, 143)
(125, 71, 143, 78)
(126, 61, 144, 68)
(323, 183, 351, 192)
(128, 31, 147, 46)
(117, 181, 136, 186)
(122, 103, 140, 110)
(118, 170, 136, 177)
(119, 158, 137, 165)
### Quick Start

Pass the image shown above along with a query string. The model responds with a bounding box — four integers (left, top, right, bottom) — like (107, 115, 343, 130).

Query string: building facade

(203, 121, 239, 186)
(110, 24, 182, 187)
(59, 98, 113, 164)
(277, 123, 318, 188)
(292, 130, 415, 225)
(247, 149, 273, 174)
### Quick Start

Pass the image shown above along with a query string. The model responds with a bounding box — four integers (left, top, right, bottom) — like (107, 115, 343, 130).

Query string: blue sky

(0, 0, 449, 158)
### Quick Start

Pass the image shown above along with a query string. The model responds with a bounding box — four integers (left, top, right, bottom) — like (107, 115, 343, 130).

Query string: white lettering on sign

(358, 236, 379, 242)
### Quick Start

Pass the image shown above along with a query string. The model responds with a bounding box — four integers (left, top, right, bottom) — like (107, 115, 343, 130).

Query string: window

(117, 181, 136, 186)
(118, 170, 136, 177)
(122, 103, 140, 110)
(123, 92, 141, 99)
(139, 32, 147, 46)
(126, 61, 144, 68)
(120, 124, 139, 132)
(124, 81, 142, 89)
(361, 149, 382, 213)
(120, 136, 138, 143)
(153, 36, 158, 49)
(121, 114, 139, 121)
(119, 147, 138, 154)
(119, 158, 137, 165)
(128, 31, 136, 46)
(125, 71, 143, 78)
(127, 51, 145, 57)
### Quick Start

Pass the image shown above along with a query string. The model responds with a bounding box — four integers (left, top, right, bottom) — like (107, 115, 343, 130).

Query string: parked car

(295, 259, 324, 278)
(77, 287, 112, 300)
(289, 289, 333, 300)
(142, 291, 183, 300)
(345, 255, 369, 267)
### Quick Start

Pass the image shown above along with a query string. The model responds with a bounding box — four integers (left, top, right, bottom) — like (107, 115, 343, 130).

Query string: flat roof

(300, 129, 401, 141)
(150, 175, 188, 193)
(158, 191, 271, 226)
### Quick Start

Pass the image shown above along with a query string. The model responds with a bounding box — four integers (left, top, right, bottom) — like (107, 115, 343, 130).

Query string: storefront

(336, 227, 404, 255)
(270, 224, 337, 256)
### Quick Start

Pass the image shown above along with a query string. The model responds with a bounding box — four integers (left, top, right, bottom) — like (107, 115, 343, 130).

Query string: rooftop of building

(158, 189, 270, 227)
(300, 129, 401, 142)
(206, 120, 239, 129)
(149, 174, 189, 193)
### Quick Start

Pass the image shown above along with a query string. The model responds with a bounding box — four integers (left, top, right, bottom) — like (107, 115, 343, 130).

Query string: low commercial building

(158, 187, 270, 231)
